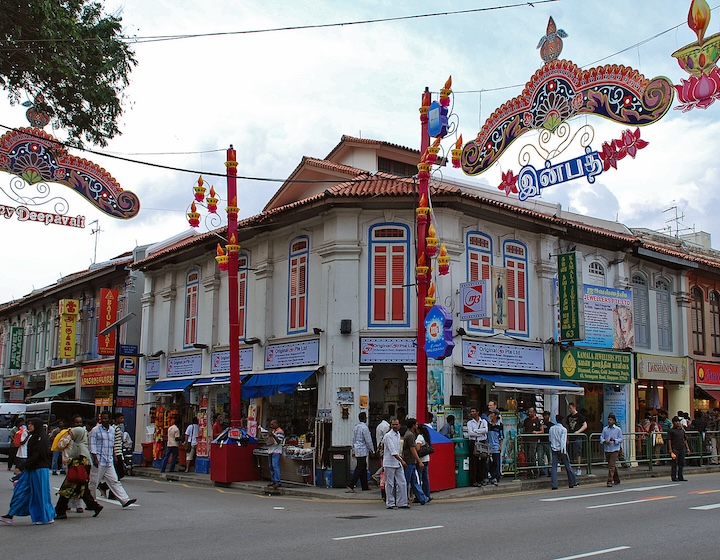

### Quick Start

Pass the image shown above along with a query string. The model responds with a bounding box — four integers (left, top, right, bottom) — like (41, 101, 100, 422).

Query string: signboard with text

(210, 348, 253, 373)
(557, 252, 585, 341)
(264, 339, 319, 369)
(9, 326, 23, 369)
(459, 280, 488, 321)
(560, 348, 632, 384)
(462, 340, 544, 371)
(97, 288, 118, 355)
(166, 354, 203, 377)
(696, 361, 720, 387)
(637, 353, 687, 382)
(81, 364, 115, 387)
(360, 338, 416, 364)
(49, 367, 76, 385)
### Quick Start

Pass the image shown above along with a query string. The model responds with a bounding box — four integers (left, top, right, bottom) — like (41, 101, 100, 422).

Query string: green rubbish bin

(329, 445, 352, 488)
(453, 438, 471, 488)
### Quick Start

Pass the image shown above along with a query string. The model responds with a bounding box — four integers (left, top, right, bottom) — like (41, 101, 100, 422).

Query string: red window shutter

(390, 247, 405, 322)
(469, 253, 480, 281)
(373, 248, 387, 322)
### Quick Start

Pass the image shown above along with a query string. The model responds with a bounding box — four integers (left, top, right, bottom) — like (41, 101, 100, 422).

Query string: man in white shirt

(160, 416, 181, 473)
(375, 414, 390, 455)
(347, 412, 374, 492)
(549, 414, 578, 490)
(184, 417, 199, 472)
(382, 419, 408, 509)
(467, 407, 488, 486)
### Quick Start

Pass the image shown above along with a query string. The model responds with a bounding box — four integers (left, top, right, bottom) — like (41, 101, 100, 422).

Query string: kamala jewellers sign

(0, 204, 85, 228)
(636, 353, 687, 382)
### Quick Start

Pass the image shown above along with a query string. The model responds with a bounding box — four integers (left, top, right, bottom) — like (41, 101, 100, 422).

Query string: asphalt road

(1, 472, 719, 559)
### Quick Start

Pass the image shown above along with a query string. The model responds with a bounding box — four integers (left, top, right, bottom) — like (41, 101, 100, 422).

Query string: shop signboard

(9, 326, 23, 369)
(462, 340, 544, 371)
(210, 348, 253, 373)
(9, 376, 24, 403)
(116, 397, 135, 408)
(557, 251, 585, 341)
(118, 375, 136, 386)
(696, 361, 720, 386)
(58, 299, 79, 360)
(424, 305, 454, 359)
(49, 367, 75, 385)
(264, 339, 319, 369)
(94, 386, 112, 407)
(560, 348, 632, 384)
(167, 354, 202, 378)
(360, 337, 416, 364)
(459, 280, 488, 320)
(117, 386, 136, 397)
(146, 359, 161, 380)
(81, 364, 115, 387)
(427, 358, 444, 406)
(97, 288, 118, 356)
(603, 383, 629, 431)
(636, 353, 687, 382)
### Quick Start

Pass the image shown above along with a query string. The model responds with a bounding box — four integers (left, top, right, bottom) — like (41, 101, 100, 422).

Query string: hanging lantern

(426, 222, 439, 257)
(451, 135, 463, 168)
(225, 233, 240, 254)
(419, 89, 431, 124)
(425, 281, 436, 310)
(439, 76, 452, 107)
(437, 242, 450, 276)
(194, 175, 207, 202)
(187, 201, 200, 228)
(206, 185, 219, 213)
(426, 137, 441, 165)
(215, 243, 229, 271)
(417, 152, 432, 179)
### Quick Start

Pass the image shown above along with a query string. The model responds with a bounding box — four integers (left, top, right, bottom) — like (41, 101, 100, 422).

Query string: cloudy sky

(1, 0, 719, 303)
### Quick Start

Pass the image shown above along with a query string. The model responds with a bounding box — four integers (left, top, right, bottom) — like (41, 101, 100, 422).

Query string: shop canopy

(28, 384, 74, 400)
(464, 371, 584, 396)
(146, 379, 195, 393)
(241, 370, 315, 398)
(697, 385, 720, 403)
(193, 376, 231, 386)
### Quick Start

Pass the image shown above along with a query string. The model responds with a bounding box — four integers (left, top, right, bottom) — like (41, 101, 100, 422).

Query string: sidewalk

(131, 462, 720, 501)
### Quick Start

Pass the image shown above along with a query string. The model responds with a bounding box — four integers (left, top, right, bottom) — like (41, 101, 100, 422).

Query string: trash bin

(328, 445, 352, 488)
(141, 442, 154, 466)
(453, 438, 471, 488)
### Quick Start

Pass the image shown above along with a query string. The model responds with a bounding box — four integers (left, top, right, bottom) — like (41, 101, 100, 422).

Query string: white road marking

(554, 546, 631, 560)
(586, 496, 672, 509)
(690, 503, 720, 510)
(333, 525, 443, 541)
(541, 484, 677, 502)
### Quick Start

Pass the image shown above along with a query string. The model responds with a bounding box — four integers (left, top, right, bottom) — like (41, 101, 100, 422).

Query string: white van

(0, 403, 27, 457)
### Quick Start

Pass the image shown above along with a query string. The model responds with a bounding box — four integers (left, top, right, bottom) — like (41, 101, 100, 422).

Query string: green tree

(0, 0, 137, 146)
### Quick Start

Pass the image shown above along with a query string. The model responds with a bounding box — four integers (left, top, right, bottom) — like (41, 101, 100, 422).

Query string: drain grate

(336, 515, 375, 520)
(145, 490, 166, 493)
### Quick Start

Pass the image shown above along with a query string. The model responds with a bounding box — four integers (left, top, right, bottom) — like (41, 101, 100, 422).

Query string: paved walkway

(131, 462, 720, 501)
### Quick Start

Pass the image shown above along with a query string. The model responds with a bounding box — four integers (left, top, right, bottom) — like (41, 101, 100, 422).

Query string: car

(0, 403, 27, 458)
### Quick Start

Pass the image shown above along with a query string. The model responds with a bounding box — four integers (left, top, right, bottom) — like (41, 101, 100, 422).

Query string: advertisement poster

(492, 267, 508, 330)
(427, 358, 444, 406)
(501, 414, 518, 474)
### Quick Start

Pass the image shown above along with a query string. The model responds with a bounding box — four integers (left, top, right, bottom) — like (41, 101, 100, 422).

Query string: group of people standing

(1, 411, 137, 526)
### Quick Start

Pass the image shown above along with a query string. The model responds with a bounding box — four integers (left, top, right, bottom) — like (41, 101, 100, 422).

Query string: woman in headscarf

(1, 418, 56, 525)
(54, 425, 103, 519)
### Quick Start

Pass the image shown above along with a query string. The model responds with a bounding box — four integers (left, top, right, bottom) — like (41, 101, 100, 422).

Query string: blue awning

(465, 371, 584, 395)
(146, 379, 196, 393)
(193, 376, 230, 386)
(241, 370, 315, 398)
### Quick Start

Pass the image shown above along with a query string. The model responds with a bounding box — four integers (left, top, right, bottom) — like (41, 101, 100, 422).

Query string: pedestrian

(415, 423, 432, 499)
(347, 412, 374, 492)
(600, 413, 622, 487)
(6, 418, 23, 472)
(522, 407, 543, 478)
(667, 416, 691, 482)
(54, 424, 104, 519)
(184, 417, 199, 472)
(10, 419, 30, 483)
(539, 411, 553, 476)
(88, 411, 137, 508)
(212, 414, 224, 440)
(565, 402, 587, 476)
(402, 418, 428, 505)
(48, 420, 67, 476)
(438, 414, 456, 439)
(381, 419, 408, 509)
(708, 409, 720, 465)
(688, 411, 707, 466)
(487, 410, 503, 485)
(266, 419, 285, 490)
(467, 407, 489, 486)
(1, 418, 56, 525)
(375, 414, 390, 450)
(549, 415, 579, 490)
(159, 415, 181, 473)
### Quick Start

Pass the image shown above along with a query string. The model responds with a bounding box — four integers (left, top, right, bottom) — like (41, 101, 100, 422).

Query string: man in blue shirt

(600, 413, 623, 487)
(89, 411, 137, 508)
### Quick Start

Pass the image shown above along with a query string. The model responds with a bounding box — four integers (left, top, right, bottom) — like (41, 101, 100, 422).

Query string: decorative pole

(416, 88, 431, 424)
(225, 146, 242, 428)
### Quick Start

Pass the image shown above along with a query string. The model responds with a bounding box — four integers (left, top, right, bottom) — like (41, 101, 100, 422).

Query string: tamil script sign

(517, 148, 604, 202)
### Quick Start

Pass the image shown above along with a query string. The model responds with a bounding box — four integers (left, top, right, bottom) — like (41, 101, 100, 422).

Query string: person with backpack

(49, 420, 68, 476)
(10, 420, 30, 482)
(7, 418, 24, 472)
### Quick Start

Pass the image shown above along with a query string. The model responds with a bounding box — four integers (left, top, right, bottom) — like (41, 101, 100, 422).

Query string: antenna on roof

(89, 219, 102, 264)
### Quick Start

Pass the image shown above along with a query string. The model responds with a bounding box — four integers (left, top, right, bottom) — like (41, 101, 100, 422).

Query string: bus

(24, 401, 96, 427)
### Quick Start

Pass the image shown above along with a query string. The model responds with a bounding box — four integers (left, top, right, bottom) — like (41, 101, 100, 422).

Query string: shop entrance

(368, 364, 408, 427)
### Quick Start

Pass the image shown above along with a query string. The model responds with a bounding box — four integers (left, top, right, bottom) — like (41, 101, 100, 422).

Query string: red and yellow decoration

(58, 299, 79, 359)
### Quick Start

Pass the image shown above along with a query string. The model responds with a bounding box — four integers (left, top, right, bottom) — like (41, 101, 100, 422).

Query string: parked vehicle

(0, 403, 27, 458)
(24, 401, 95, 427)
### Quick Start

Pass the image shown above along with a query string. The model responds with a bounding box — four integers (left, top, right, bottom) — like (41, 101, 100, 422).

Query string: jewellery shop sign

(560, 348, 632, 384)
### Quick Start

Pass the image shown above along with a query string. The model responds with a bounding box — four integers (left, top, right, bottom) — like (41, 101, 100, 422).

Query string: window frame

(238, 254, 249, 339)
(710, 290, 720, 356)
(503, 240, 529, 336)
(288, 236, 309, 334)
(184, 269, 200, 348)
(368, 224, 411, 328)
(691, 286, 705, 355)
(655, 278, 673, 352)
(631, 273, 650, 348)
(466, 231, 493, 332)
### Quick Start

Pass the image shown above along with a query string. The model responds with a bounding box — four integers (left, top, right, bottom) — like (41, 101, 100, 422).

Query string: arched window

(369, 225, 409, 327)
(238, 255, 249, 339)
(503, 240, 528, 335)
(184, 269, 200, 347)
(288, 237, 309, 333)
(587, 261, 606, 286)
(710, 291, 720, 356)
(691, 286, 705, 355)
(632, 274, 650, 348)
(466, 232, 493, 331)
(656, 279, 672, 351)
